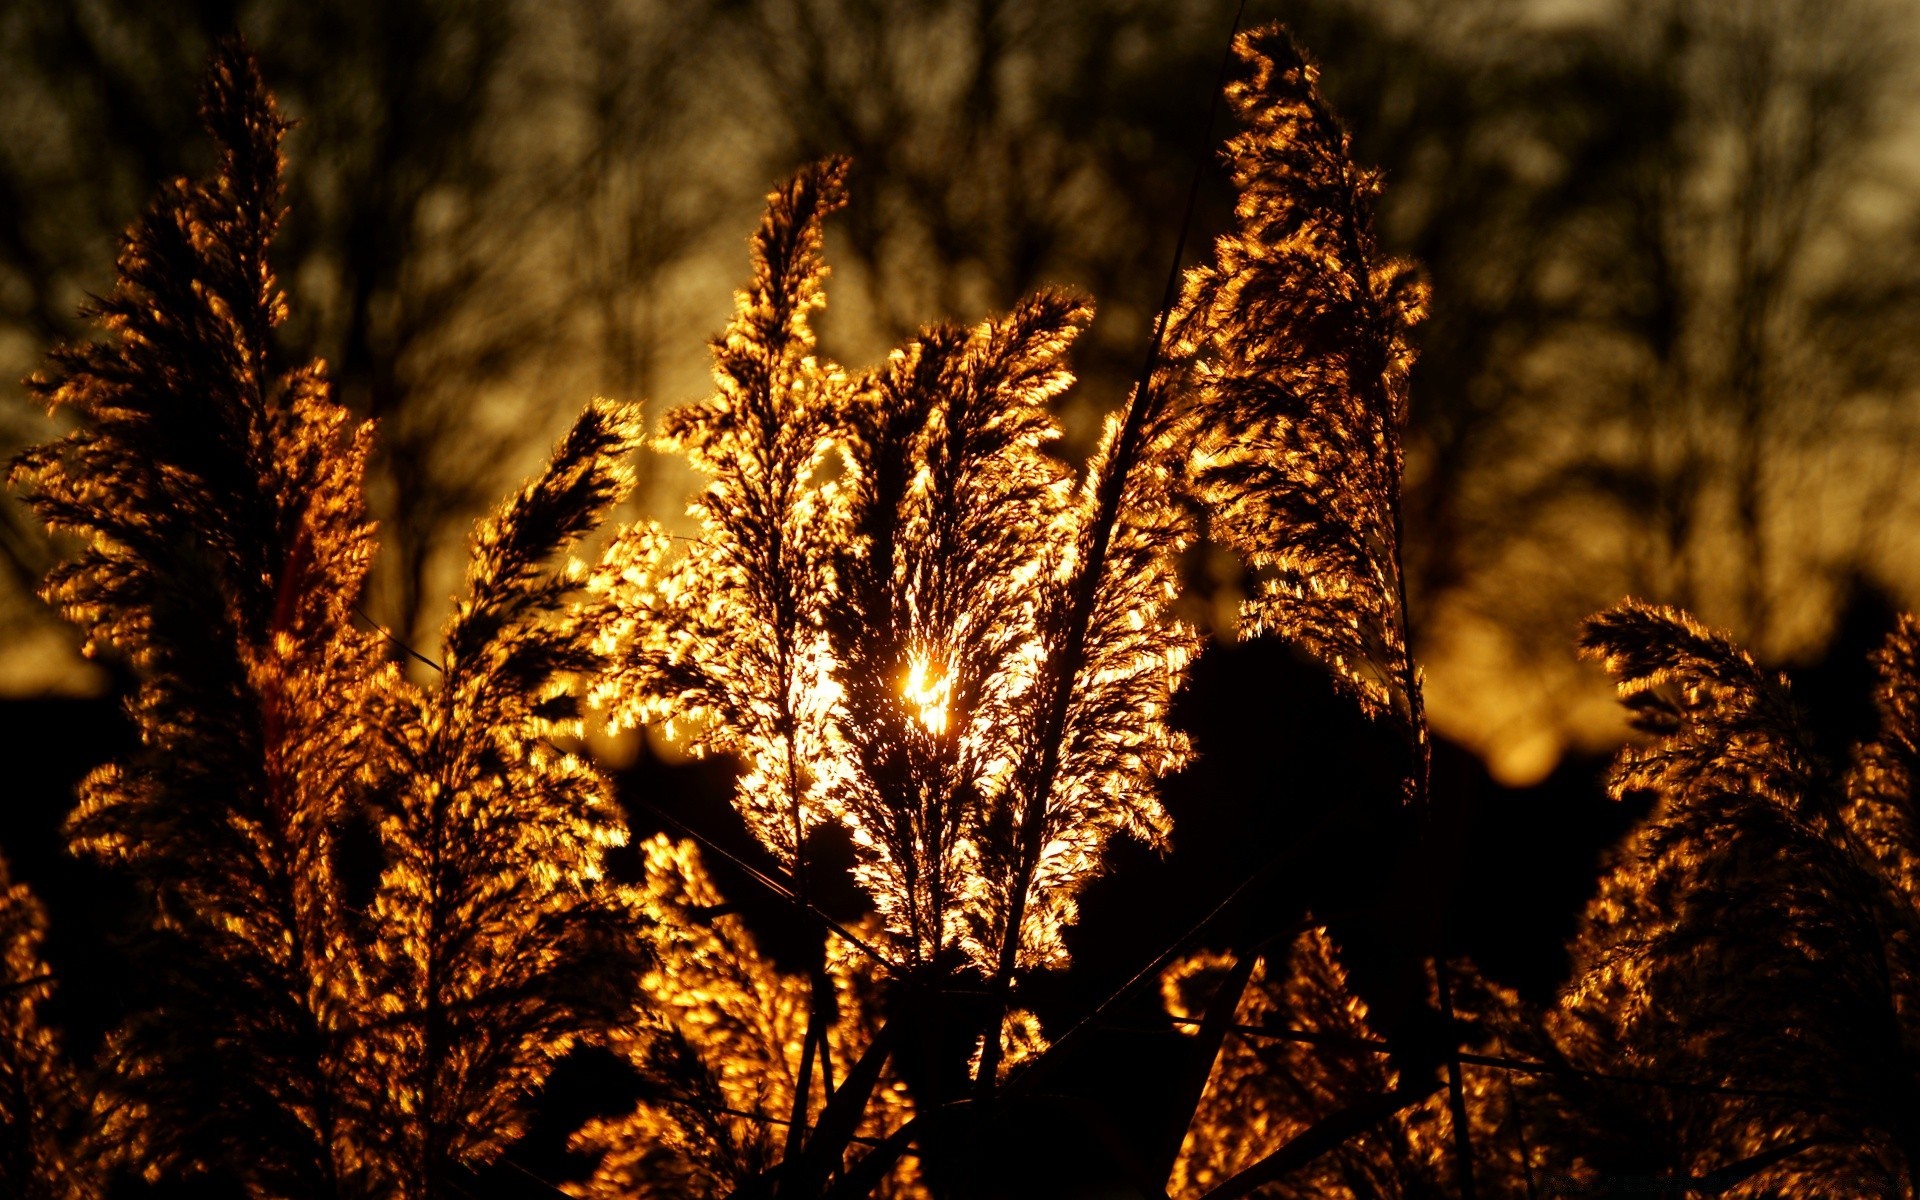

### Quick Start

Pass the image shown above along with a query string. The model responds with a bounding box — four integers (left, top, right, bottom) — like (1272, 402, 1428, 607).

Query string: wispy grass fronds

(366, 400, 649, 1196)
(592, 161, 854, 875)
(1179, 27, 1429, 776)
(13, 43, 658, 1196)
(593, 164, 1198, 991)
(567, 837, 919, 1199)
(10, 43, 386, 1192)
(1165, 931, 1533, 1200)
(963, 298, 1200, 984)
(1564, 600, 1920, 1193)
(0, 855, 132, 1200)
(824, 291, 1089, 970)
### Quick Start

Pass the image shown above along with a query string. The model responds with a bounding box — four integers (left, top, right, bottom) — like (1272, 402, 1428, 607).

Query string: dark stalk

(972, 0, 1249, 1098)
(1196, 1082, 1445, 1200)
(1433, 958, 1477, 1200)
(1147, 950, 1259, 1187)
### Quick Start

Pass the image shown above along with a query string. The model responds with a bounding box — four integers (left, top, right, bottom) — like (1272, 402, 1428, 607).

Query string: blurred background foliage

(3, 0, 1918, 784)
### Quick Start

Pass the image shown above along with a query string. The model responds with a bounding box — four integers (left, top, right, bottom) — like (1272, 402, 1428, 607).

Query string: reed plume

(567, 837, 918, 1199)
(1126, 26, 1451, 1197)
(592, 161, 854, 876)
(1178, 26, 1430, 787)
(823, 290, 1089, 972)
(0, 855, 132, 1200)
(364, 401, 649, 1196)
(11, 43, 387, 1192)
(592, 160, 1197, 987)
(1164, 931, 1534, 1200)
(1564, 600, 1920, 1194)
(13, 43, 651, 1196)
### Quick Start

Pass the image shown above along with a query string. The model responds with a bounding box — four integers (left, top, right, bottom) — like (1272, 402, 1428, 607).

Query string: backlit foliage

(0, 855, 126, 1200)
(582, 17, 1440, 1182)
(592, 162, 853, 874)
(11, 45, 389, 1191)
(13, 42, 645, 1196)
(1179, 27, 1430, 775)
(364, 401, 649, 1195)
(9, 18, 1816, 1200)
(569, 837, 920, 1199)
(1163, 931, 1535, 1200)
(967, 292, 1196, 978)
(1564, 600, 1920, 1194)
(824, 288, 1095, 970)
(592, 160, 1198, 981)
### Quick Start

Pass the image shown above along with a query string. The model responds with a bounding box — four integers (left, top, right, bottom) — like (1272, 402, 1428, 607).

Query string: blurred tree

(7, 0, 1919, 782)
(1532, 0, 1920, 652)
(0, 0, 735, 666)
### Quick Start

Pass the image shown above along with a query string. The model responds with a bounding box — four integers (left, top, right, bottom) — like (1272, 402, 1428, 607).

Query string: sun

(902, 649, 952, 736)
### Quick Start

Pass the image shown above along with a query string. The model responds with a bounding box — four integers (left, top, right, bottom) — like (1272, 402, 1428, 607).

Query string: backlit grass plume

(1844, 614, 1920, 922)
(1163, 931, 1534, 1200)
(567, 837, 920, 1199)
(592, 164, 1198, 989)
(10, 43, 388, 1192)
(592, 161, 855, 876)
(0, 855, 129, 1200)
(590, 20, 1437, 1150)
(12, 43, 650, 1196)
(964, 297, 1197, 988)
(822, 293, 1087, 970)
(1565, 600, 1920, 1193)
(364, 401, 648, 1197)
(1103, 28, 1450, 1197)
(1179, 27, 1429, 782)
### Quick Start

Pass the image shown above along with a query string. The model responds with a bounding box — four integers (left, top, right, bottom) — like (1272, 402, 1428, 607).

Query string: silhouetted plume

(1178, 25, 1429, 788)
(11, 42, 390, 1191)
(592, 160, 857, 876)
(591, 157, 1195, 980)
(8, 21, 1487, 1200)
(1563, 599, 1920, 1193)
(1164, 930, 1537, 1200)
(1142, 28, 1461, 1200)
(12, 42, 646, 1195)
(583, 20, 1443, 1194)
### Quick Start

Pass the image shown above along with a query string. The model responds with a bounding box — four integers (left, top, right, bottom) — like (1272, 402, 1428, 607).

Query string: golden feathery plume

(10, 42, 387, 1192)
(364, 401, 649, 1195)
(1179, 26, 1429, 784)
(0, 854, 138, 1200)
(1845, 614, 1920, 912)
(1562, 600, 1920, 1195)
(825, 290, 1093, 971)
(592, 161, 854, 875)
(594, 163, 1198, 990)
(963, 345, 1198, 978)
(589, 145, 1203, 1157)
(568, 837, 922, 1199)
(1165, 930, 1535, 1200)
